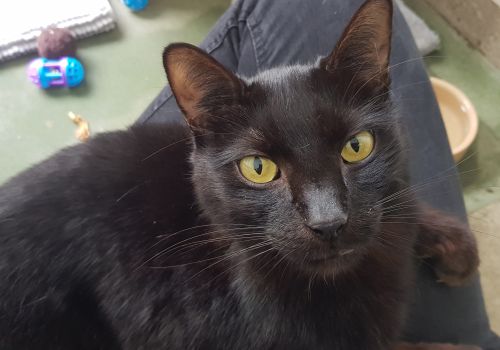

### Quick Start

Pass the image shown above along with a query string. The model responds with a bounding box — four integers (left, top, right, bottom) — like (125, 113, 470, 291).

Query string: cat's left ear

(320, 0, 393, 100)
(163, 43, 244, 130)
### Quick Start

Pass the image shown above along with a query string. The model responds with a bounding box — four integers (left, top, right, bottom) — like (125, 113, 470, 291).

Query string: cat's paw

(430, 222, 479, 287)
(415, 205, 480, 287)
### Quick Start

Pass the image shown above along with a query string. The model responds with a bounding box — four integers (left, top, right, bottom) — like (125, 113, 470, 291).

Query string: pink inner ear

(177, 89, 198, 118)
(174, 68, 203, 119)
(165, 51, 210, 122)
(164, 44, 243, 129)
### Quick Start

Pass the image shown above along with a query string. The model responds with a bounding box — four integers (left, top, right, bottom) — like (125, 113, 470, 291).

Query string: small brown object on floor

(394, 342, 481, 350)
(68, 112, 90, 142)
(37, 28, 77, 59)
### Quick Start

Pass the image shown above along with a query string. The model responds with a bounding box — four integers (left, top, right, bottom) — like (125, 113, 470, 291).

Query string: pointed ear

(320, 0, 393, 100)
(163, 43, 244, 130)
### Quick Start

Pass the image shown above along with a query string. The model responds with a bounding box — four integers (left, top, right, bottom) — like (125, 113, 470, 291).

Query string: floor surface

(0, 0, 229, 183)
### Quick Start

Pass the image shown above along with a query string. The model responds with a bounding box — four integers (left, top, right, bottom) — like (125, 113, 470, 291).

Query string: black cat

(0, 0, 479, 349)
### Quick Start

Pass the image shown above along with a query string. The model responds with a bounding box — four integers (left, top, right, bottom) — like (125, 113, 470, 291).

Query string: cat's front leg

(393, 342, 481, 350)
(413, 205, 479, 287)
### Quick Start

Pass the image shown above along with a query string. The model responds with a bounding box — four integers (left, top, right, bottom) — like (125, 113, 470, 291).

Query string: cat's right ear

(163, 43, 244, 131)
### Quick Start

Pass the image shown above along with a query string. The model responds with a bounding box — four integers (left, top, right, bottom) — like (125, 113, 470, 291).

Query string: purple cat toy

(27, 57, 85, 89)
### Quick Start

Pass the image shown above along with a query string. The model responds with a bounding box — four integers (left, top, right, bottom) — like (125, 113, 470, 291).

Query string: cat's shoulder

(0, 122, 192, 214)
(78, 121, 192, 175)
(90, 122, 191, 165)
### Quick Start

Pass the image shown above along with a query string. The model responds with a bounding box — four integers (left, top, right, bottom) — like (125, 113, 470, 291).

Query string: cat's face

(164, 0, 400, 275)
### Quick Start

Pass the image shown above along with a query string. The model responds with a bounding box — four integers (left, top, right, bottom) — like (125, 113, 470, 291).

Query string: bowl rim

(430, 76, 479, 158)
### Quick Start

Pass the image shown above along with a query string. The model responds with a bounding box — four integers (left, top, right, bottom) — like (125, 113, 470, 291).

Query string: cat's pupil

(350, 138, 360, 153)
(254, 157, 263, 175)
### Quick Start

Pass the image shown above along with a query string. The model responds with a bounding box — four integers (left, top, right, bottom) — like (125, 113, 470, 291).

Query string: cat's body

(0, 125, 194, 349)
(0, 124, 414, 350)
(0, 0, 479, 349)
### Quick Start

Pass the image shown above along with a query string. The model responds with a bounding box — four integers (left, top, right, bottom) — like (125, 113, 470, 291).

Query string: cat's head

(163, 0, 403, 275)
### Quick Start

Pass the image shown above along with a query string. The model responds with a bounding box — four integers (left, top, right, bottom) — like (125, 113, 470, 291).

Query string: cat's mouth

(307, 248, 356, 264)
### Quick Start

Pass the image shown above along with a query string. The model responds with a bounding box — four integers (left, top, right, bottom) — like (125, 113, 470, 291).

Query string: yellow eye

(341, 131, 374, 163)
(239, 156, 279, 184)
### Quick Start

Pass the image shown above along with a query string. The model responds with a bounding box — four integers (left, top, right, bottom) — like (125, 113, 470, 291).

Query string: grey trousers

(136, 0, 500, 348)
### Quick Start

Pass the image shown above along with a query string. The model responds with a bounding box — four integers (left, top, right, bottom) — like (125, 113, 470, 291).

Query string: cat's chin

(300, 247, 363, 275)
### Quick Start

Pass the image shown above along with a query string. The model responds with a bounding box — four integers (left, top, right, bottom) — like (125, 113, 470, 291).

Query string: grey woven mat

(0, 0, 115, 63)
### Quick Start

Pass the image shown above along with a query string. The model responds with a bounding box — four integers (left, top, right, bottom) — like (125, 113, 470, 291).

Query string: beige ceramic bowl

(430, 77, 478, 162)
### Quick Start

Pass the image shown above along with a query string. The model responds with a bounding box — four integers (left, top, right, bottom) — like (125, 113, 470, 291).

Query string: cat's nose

(307, 217, 347, 241)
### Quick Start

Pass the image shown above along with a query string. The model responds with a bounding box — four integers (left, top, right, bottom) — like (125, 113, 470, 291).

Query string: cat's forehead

(247, 64, 347, 120)
(235, 64, 393, 160)
(248, 65, 312, 89)
(244, 65, 352, 141)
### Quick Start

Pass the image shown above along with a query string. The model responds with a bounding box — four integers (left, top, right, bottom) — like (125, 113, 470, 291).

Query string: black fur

(0, 0, 478, 349)
(0, 116, 413, 349)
